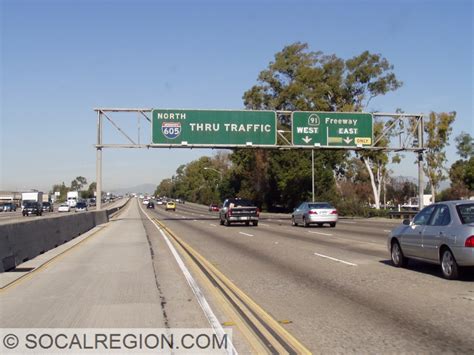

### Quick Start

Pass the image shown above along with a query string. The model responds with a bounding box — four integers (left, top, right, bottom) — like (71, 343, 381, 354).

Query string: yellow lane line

(153, 218, 311, 354)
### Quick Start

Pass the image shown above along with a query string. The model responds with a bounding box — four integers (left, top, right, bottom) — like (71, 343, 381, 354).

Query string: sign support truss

(94, 108, 425, 210)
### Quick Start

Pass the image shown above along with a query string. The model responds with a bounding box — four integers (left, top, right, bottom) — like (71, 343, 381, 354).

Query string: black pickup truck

(219, 198, 259, 226)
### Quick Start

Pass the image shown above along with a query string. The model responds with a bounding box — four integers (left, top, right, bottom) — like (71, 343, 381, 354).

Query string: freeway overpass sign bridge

(93, 108, 425, 209)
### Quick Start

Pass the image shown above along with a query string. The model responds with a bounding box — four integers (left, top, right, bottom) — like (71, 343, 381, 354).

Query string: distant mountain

(109, 183, 156, 196)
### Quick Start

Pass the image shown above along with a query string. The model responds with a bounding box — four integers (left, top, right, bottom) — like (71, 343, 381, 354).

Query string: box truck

(21, 191, 43, 210)
(67, 191, 79, 208)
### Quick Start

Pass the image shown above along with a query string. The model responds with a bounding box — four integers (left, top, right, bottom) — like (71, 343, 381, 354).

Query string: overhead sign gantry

(94, 107, 425, 210)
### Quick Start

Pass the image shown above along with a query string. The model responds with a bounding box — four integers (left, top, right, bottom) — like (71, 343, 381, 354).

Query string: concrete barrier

(0, 199, 129, 273)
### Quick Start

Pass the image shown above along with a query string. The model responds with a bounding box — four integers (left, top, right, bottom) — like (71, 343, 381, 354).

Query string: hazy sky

(1, 0, 472, 193)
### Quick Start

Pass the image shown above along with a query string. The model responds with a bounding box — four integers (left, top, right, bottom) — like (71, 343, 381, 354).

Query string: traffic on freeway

(1, 197, 472, 354)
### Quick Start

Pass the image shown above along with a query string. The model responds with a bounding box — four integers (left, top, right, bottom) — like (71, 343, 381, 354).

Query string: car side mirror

(402, 219, 410, 225)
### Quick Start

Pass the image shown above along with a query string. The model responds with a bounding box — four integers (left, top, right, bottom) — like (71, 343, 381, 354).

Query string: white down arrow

(343, 137, 353, 144)
(302, 136, 312, 144)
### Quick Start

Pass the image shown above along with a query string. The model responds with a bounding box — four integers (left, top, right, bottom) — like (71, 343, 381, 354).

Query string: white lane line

(308, 231, 333, 236)
(239, 232, 254, 237)
(141, 206, 237, 355)
(383, 230, 391, 233)
(259, 223, 270, 227)
(340, 221, 356, 224)
(209, 224, 217, 227)
(314, 252, 357, 266)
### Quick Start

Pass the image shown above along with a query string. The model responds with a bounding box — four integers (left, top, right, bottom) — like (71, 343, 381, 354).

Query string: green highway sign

(292, 111, 373, 147)
(152, 109, 277, 146)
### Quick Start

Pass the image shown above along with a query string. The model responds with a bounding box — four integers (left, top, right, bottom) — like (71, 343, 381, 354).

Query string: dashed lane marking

(314, 252, 357, 266)
(239, 232, 254, 237)
(307, 231, 333, 236)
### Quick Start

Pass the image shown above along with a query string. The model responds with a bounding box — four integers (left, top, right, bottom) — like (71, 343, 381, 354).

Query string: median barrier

(0, 199, 129, 273)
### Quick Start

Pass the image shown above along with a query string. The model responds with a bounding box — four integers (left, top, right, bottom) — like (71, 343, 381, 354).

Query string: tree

(155, 179, 174, 198)
(239, 43, 402, 209)
(71, 176, 87, 191)
(455, 132, 473, 159)
(50, 182, 69, 202)
(82, 182, 96, 199)
(446, 133, 474, 199)
(423, 112, 456, 202)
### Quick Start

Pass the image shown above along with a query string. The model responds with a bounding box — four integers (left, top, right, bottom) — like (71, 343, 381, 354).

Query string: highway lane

(148, 202, 474, 353)
(0, 199, 121, 224)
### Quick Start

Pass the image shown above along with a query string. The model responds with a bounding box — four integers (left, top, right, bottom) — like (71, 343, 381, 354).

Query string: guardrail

(0, 198, 129, 273)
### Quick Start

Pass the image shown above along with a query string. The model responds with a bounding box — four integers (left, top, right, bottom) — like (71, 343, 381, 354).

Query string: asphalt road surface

(148, 201, 474, 353)
(1, 199, 473, 353)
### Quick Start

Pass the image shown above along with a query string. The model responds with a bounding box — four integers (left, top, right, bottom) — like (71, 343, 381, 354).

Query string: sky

(1, 0, 473, 193)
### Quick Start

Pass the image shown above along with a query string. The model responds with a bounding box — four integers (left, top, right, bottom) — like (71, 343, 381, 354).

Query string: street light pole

(203, 167, 223, 194)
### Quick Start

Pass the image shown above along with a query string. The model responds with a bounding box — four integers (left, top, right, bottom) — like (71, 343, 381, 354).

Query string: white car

(58, 203, 70, 212)
(291, 202, 338, 227)
(143, 199, 150, 205)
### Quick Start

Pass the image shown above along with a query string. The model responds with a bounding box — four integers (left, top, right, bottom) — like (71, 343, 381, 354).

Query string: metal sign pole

(312, 149, 315, 202)
(418, 115, 424, 210)
(96, 110, 103, 210)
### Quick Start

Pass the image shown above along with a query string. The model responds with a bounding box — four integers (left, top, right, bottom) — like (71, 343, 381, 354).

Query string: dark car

(147, 201, 155, 209)
(3, 203, 17, 212)
(42, 202, 54, 212)
(22, 202, 42, 216)
(75, 202, 88, 212)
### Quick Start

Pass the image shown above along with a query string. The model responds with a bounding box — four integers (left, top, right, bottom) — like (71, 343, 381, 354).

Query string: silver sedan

(291, 202, 338, 227)
(388, 200, 474, 279)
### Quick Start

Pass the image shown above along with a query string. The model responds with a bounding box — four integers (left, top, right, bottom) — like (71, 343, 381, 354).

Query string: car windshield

(456, 203, 474, 224)
(77, 203, 86, 207)
(43, 202, 50, 206)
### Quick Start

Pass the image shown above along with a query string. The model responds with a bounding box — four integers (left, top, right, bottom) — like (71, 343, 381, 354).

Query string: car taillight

(256, 208, 260, 217)
(228, 209, 232, 216)
(331, 210, 338, 215)
(308, 210, 318, 215)
(465, 236, 474, 248)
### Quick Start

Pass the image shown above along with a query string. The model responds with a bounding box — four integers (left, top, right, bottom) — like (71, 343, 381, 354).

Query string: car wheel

(330, 222, 336, 228)
(441, 248, 459, 280)
(245, 221, 250, 226)
(225, 216, 231, 226)
(317, 223, 322, 227)
(219, 218, 224, 225)
(291, 216, 297, 226)
(252, 221, 258, 226)
(391, 240, 408, 267)
(303, 217, 309, 228)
